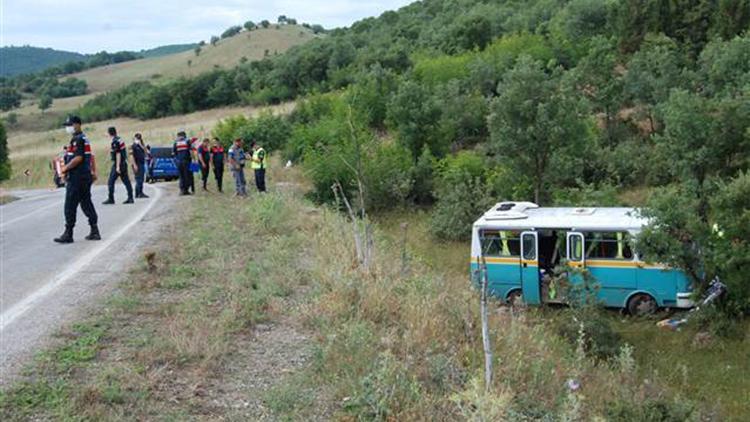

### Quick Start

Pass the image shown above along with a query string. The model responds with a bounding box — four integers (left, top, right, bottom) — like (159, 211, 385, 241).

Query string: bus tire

(627, 293, 657, 316)
(506, 289, 523, 307)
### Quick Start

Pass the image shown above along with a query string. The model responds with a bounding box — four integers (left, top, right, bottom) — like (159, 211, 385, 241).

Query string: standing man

(197, 138, 211, 191)
(103, 126, 134, 204)
(228, 138, 247, 196)
(55, 116, 100, 243)
(210, 138, 225, 192)
(131, 133, 149, 198)
(173, 131, 192, 195)
(250, 140, 266, 193)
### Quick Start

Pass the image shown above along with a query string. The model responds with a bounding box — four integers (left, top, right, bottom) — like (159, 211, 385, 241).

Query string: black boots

(85, 225, 101, 241)
(54, 226, 74, 244)
(102, 198, 115, 205)
(136, 192, 149, 198)
(123, 197, 134, 204)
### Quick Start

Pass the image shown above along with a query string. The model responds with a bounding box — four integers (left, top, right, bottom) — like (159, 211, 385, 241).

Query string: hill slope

(138, 43, 198, 59)
(0, 46, 86, 76)
(71, 25, 317, 93)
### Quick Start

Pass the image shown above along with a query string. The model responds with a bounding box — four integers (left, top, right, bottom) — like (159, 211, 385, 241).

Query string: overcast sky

(0, 0, 414, 54)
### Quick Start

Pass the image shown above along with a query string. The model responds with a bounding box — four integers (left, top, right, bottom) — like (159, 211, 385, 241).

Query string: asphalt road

(0, 183, 175, 384)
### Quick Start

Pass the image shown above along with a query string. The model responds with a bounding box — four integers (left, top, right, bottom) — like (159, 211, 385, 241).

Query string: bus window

(480, 230, 520, 257)
(522, 233, 536, 260)
(583, 232, 634, 260)
(569, 233, 584, 261)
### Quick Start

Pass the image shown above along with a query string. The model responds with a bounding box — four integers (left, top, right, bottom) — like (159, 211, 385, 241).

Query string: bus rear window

(480, 230, 521, 257)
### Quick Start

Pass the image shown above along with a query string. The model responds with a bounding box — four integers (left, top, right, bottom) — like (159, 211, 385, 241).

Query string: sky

(0, 0, 414, 54)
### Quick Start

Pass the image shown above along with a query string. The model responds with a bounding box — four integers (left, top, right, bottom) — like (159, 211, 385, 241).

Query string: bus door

(566, 232, 585, 291)
(520, 231, 541, 305)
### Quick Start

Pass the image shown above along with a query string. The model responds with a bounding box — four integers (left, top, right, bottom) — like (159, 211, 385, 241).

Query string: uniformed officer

(228, 138, 247, 196)
(197, 138, 211, 191)
(131, 133, 149, 198)
(103, 126, 134, 204)
(173, 131, 192, 195)
(55, 116, 100, 243)
(210, 138, 225, 192)
(250, 140, 266, 193)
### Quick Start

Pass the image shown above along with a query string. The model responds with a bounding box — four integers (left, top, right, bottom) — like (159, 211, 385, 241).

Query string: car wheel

(627, 293, 657, 316)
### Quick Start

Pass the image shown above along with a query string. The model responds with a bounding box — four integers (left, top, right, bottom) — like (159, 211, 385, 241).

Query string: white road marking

(0, 185, 162, 332)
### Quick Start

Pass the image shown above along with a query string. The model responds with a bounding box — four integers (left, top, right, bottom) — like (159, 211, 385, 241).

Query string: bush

(556, 306, 623, 360)
(429, 151, 495, 241)
(0, 121, 10, 181)
(221, 25, 242, 39)
(212, 115, 249, 148)
(234, 111, 292, 153)
(605, 397, 694, 422)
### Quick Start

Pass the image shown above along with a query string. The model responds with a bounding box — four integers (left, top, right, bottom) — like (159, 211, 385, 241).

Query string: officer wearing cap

(173, 131, 192, 195)
(55, 116, 100, 243)
(103, 126, 134, 204)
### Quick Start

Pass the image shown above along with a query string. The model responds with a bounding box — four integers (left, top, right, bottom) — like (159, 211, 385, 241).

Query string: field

(71, 25, 317, 93)
(2, 102, 294, 189)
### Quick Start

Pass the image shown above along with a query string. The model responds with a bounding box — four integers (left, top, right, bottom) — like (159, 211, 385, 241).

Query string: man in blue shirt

(228, 138, 247, 196)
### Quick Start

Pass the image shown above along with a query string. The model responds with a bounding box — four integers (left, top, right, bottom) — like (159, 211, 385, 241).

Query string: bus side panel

(587, 266, 636, 308)
(636, 266, 679, 307)
(470, 262, 521, 300)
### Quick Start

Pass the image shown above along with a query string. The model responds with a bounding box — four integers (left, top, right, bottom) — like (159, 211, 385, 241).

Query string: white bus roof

(473, 202, 648, 232)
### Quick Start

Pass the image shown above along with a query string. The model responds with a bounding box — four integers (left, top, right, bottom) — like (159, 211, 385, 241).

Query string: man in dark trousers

(103, 126, 134, 204)
(250, 140, 266, 192)
(131, 133, 149, 198)
(210, 137, 225, 192)
(173, 131, 192, 195)
(197, 138, 211, 191)
(55, 116, 100, 243)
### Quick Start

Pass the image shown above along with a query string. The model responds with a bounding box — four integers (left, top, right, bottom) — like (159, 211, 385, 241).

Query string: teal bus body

(470, 203, 694, 312)
(471, 260, 691, 309)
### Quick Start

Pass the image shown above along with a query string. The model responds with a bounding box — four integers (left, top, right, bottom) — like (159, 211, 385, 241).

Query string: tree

(386, 79, 443, 159)
(38, 94, 52, 113)
(4, 112, 18, 127)
(287, 18, 298, 25)
(0, 121, 10, 181)
(210, 35, 220, 46)
(487, 55, 592, 204)
(0, 87, 21, 111)
(260, 20, 270, 28)
(311, 24, 325, 34)
(194, 46, 202, 56)
(221, 25, 242, 39)
(277, 15, 287, 24)
(244, 20, 255, 31)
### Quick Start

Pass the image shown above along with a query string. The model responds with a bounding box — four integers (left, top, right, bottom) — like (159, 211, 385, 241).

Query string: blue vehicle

(147, 147, 179, 182)
(470, 202, 694, 316)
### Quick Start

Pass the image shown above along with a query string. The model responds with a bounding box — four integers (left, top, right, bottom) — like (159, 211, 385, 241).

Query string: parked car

(147, 147, 179, 182)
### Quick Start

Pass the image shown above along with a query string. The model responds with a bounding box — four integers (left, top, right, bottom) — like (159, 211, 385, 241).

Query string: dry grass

(2, 102, 295, 189)
(72, 25, 317, 93)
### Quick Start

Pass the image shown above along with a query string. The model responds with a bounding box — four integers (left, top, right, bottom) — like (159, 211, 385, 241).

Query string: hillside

(138, 43, 198, 59)
(71, 25, 317, 93)
(0, 46, 85, 76)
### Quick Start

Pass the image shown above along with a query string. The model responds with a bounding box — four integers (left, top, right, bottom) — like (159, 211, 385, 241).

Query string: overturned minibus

(470, 202, 694, 315)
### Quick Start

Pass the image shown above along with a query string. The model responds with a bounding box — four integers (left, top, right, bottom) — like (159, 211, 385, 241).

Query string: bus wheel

(627, 293, 657, 316)
(507, 290, 523, 307)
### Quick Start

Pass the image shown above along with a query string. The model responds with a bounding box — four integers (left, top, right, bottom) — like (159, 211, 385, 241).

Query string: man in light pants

(228, 138, 247, 196)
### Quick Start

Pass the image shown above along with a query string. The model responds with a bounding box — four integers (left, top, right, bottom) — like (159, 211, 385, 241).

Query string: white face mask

(65, 126, 75, 135)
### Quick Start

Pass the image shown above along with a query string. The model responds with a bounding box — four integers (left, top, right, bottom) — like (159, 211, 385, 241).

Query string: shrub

(0, 121, 9, 181)
(605, 397, 694, 422)
(556, 307, 623, 360)
(212, 115, 249, 147)
(234, 111, 292, 153)
(429, 151, 496, 241)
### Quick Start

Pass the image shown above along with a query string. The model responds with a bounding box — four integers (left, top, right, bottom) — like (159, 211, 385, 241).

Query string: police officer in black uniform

(173, 131, 192, 195)
(103, 126, 134, 204)
(55, 116, 100, 243)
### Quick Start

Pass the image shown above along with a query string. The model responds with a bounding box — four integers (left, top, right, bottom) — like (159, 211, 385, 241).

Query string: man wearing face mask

(55, 116, 100, 243)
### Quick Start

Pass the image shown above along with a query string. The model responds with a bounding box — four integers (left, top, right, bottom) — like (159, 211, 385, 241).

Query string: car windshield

(151, 147, 173, 158)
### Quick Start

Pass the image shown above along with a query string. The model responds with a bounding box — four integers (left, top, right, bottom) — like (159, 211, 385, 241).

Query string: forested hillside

(79, 0, 750, 314)
(0, 46, 85, 77)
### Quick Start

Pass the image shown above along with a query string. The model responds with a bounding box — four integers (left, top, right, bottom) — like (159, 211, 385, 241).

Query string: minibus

(470, 202, 693, 315)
